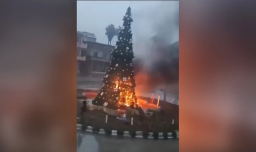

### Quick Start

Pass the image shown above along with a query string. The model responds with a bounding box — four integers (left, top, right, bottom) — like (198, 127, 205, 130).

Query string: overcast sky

(77, 1, 179, 45)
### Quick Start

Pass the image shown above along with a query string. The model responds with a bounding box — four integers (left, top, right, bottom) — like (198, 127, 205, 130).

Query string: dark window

(93, 52, 98, 57)
(81, 50, 86, 56)
(77, 50, 80, 56)
(92, 61, 108, 72)
(92, 61, 102, 71)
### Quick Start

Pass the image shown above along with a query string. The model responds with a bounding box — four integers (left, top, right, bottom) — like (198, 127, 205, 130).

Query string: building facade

(77, 32, 114, 76)
(77, 32, 88, 74)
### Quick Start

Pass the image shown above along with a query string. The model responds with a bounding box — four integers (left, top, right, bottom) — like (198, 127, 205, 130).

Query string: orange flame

(113, 77, 136, 106)
(115, 81, 119, 88)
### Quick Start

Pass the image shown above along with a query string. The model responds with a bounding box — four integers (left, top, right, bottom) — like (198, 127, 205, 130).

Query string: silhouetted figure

(137, 106, 145, 122)
(80, 100, 87, 115)
(129, 102, 135, 109)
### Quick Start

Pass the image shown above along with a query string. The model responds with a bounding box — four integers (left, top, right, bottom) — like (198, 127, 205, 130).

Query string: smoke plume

(132, 1, 179, 94)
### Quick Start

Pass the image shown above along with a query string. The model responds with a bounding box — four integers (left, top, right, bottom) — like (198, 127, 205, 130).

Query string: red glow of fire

(81, 71, 161, 109)
(83, 91, 159, 110)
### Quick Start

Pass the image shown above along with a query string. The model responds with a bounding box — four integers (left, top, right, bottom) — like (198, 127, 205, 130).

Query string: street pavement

(77, 83, 102, 90)
(77, 131, 179, 152)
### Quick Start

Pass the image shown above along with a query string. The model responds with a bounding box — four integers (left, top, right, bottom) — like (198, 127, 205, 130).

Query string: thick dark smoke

(132, 2, 179, 94)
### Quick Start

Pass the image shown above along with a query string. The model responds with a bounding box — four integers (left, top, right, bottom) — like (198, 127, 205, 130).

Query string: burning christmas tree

(92, 7, 137, 109)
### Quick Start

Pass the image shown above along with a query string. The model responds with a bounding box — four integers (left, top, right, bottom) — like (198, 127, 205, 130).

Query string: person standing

(80, 100, 87, 125)
(81, 100, 87, 114)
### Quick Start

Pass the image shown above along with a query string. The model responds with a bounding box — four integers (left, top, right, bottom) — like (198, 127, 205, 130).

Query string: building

(77, 31, 96, 42)
(77, 32, 114, 76)
(77, 31, 88, 74)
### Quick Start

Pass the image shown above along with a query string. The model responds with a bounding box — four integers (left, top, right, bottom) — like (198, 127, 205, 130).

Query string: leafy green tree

(105, 24, 116, 45)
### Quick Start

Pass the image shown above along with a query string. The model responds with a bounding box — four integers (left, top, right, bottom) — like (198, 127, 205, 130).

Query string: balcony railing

(90, 56, 109, 62)
(77, 56, 86, 61)
(77, 42, 87, 49)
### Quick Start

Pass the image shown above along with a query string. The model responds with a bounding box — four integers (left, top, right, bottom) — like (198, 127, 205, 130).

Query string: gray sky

(77, 1, 179, 46)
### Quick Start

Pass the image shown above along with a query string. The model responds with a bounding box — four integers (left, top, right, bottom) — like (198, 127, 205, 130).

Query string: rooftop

(77, 31, 96, 38)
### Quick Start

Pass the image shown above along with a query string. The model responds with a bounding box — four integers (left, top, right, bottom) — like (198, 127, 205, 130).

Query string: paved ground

(77, 76, 103, 86)
(77, 131, 179, 152)
(77, 84, 102, 90)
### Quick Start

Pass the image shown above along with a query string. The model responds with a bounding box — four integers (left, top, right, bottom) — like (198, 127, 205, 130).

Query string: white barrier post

(172, 119, 174, 124)
(157, 95, 160, 106)
(105, 115, 108, 123)
(131, 117, 133, 125)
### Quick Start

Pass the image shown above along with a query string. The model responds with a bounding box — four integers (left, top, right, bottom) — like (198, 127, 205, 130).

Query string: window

(92, 61, 102, 71)
(91, 50, 100, 57)
(92, 61, 108, 72)
(81, 50, 86, 56)
(98, 52, 103, 57)
(77, 50, 80, 56)
(102, 52, 107, 58)
(90, 51, 94, 56)
(91, 50, 109, 58)
(93, 52, 98, 57)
